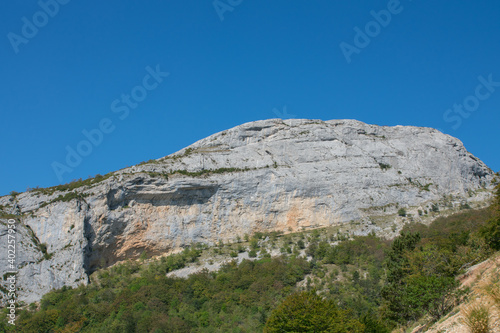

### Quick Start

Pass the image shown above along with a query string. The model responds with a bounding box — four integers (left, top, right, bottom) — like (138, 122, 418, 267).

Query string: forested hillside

(1, 183, 499, 332)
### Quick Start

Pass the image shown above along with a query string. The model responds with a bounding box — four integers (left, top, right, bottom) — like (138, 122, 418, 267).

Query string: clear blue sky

(1, 0, 499, 195)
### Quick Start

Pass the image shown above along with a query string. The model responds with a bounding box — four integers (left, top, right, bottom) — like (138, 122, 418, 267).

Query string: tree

(382, 230, 469, 324)
(385, 232, 421, 284)
(264, 291, 364, 333)
(481, 183, 500, 250)
(360, 313, 390, 333)
(381, 232, 421, 323)
(399, 274, 461, 321)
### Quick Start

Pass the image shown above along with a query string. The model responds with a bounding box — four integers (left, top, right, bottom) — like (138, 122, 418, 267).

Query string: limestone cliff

(0, 119, 495, 304)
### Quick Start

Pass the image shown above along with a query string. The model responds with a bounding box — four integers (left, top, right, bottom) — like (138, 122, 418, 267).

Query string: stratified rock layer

(0, 119, 494, 304)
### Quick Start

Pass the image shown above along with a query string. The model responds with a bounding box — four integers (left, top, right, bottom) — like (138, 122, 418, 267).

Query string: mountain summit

(0, 119, 494, 303)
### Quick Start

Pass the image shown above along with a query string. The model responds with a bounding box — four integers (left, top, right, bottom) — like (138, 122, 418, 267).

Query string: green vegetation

(421, 183, 432, 191)
(378, 163, 391, 171)
(397, 208, 406, 217)
(157, 146, 203, 162)
(0, 211, 18, 219)
(33, 173, 113, 196)
(460, 202, 472, 210)
(38, 243, 53, 260)
(405, 177, 433, 192)
(23, 224, 54, 261)
(6, 255, 310, 332)
(146, 172, 169, 180)
(138, 159, 160, 166)
(461, 304, 491, 333)
(39, 192, 90, 208)
(264, 291, 364, 332)
(1, 187, 498, 332)
(480, 183, 500, 250)
(170, 167, 254, 178)
(0, 206, 19, 220)
(184, 147, 195, 155)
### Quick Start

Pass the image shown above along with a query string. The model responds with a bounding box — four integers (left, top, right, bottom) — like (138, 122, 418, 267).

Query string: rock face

(0, 119, 495, 304)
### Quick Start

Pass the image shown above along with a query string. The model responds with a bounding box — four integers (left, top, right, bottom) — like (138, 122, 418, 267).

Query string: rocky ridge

(0, 118, 495, 304)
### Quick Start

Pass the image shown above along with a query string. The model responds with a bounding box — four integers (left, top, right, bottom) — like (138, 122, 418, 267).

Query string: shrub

(378, 163, 391, 171)
(461, 202, 472, 210)
(360, 313, 390, 333)
(461, 303, 490, 333)
(421, 183, 432, 191)
(480, 183, 500, 250)
(33, 173, 113, 196)
(482, 277, 500, 306)
(398, 208, 407, 217)
(264, 291, 364, 332)
(170, 167, 251, 178)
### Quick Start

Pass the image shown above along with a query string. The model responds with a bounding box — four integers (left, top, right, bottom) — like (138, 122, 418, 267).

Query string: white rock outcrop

(0, 119, 494, 304)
